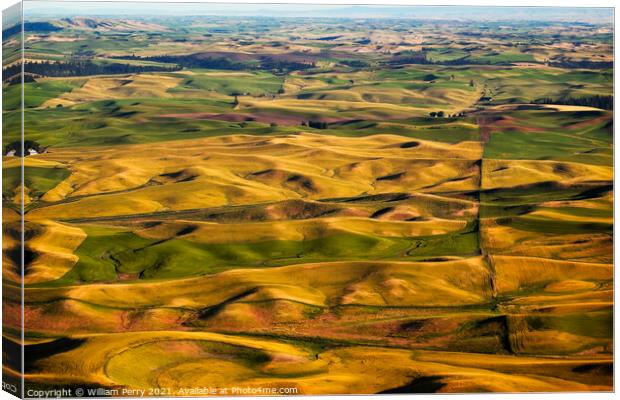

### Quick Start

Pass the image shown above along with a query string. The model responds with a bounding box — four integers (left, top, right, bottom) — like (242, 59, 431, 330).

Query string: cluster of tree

(301, 120, 328, 129)
(3, 73, 36, 85)
(340, 59, 370, 68)
(114, 54, 247, 70)
(548, 59, 613, 69)
(259, 59, 315, 74)
(533, 95, 613, 110)
(2, 60, 180, 78)
(431, 55, 518, 66)
(388, 52, 527, 67)
(429, 111, 467, 118)
(388, 52, 430, 66)
(4, 140, 44, 157)
(112, 54, 315, 73)
(3, 73, 19, 85)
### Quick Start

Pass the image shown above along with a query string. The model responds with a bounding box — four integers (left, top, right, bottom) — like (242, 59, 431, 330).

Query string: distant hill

(55, 17, 167, 32)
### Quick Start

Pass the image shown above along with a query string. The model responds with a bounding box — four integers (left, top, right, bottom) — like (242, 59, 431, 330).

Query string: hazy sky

(18, 2, 615, 23)
(2, 2, 21, 29)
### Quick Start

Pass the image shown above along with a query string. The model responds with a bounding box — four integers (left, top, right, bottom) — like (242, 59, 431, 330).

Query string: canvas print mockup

(1, 2, 614, 397)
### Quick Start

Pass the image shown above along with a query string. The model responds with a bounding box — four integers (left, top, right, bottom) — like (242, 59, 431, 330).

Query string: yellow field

(26, 133, 482, 220)
(22, 331, 610, 394)
(40, 74, 184, 107)
(1, 119, 610, 393)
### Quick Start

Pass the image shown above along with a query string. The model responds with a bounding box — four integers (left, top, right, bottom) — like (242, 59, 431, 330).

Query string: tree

(7, 59, 180, 78)
(429, 112, 437, 118)
(469, 79, 475, 87)
(232, 95, 239, 107)
(4, 140, 43, 157)
(308, 121, 328, 129)
(437, 111, 445, 118)
(532, 95, 613, 110)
